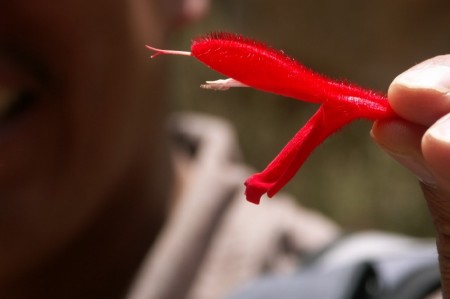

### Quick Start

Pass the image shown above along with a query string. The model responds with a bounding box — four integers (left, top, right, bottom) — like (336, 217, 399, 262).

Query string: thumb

(423, 115, 450, 194)
(421, 114, 450, 238)
(384, 54, 450, 297)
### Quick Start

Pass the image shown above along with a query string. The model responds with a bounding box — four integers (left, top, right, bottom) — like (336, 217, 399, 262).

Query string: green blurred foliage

(167, 0, 450, 236)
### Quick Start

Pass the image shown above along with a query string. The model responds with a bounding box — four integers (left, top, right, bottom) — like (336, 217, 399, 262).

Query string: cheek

(5, 0, 166, 218)
(0, 0, 169, 281)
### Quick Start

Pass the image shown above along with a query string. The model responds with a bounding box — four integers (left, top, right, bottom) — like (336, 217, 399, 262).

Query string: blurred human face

(0, 0, 171, 282)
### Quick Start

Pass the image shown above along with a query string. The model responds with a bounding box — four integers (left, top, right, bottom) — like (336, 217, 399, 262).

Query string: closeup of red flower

(147, 32, 396, 204)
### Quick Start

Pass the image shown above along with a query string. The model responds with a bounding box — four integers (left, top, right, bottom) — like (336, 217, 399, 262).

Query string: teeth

(0, 85, 20, 120)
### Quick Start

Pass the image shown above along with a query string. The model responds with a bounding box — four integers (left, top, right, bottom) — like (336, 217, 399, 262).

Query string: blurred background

(167, 0, 450, 236)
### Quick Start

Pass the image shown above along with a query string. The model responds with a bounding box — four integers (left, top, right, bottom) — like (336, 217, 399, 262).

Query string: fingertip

(388, 55, 450, 126)
(391, 61, 450, 94)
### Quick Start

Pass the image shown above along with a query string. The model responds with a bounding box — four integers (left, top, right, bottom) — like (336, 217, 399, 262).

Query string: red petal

(244, 97, 394, 204)
(191, 32, 329, 103)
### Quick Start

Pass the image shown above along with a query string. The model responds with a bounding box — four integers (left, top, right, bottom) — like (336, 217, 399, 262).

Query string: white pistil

(200, 78, 248, 91)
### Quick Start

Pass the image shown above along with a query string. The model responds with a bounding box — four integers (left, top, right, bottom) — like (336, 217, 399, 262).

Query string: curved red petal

(191, 32, 329, 103)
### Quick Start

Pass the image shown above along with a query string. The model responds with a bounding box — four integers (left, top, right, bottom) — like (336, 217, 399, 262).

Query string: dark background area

(167, 0, 450, 236)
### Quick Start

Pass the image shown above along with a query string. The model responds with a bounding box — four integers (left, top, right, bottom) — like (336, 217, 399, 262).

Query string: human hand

(372, 54, 450, 297)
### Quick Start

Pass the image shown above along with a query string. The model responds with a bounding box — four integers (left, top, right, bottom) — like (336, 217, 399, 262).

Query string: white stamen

(200, 78, 248, 91)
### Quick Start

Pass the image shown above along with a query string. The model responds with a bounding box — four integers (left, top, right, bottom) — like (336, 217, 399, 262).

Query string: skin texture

(0, 0, 208, 298)
(372, 54, 450, 298)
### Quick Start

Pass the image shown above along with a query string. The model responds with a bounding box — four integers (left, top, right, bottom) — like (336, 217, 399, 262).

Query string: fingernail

(393, 65, 450, 94)
(428, 114, 450, 143)
(385, 150, 437, 185)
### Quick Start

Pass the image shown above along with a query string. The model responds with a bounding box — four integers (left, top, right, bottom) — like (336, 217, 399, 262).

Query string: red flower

(147, 32, 396, 204)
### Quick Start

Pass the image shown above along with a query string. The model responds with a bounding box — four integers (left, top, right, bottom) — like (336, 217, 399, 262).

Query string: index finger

(388, 54, 450, 127)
